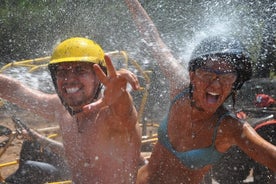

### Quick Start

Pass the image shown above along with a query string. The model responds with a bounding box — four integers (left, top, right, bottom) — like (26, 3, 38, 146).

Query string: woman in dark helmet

(124, 1, 276, 183)
(187, 36, 252, 111)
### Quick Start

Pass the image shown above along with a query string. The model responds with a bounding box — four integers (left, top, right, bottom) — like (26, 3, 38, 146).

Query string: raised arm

(124, 0, 189, 90)
(230, 121, 276, 171)
(0, 74, 62, 121)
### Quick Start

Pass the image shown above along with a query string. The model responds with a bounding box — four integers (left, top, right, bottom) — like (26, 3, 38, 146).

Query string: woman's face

(189, 59, 237, 113)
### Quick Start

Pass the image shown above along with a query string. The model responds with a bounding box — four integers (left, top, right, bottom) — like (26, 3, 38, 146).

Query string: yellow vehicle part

(45, 180, 72, 184)
(0, 98, 5, 108)
(0, 131, 63, 182)
(0, 160, 19, 182)
(0, 56, 50, 73)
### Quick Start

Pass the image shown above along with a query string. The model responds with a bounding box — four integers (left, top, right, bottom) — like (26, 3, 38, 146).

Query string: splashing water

(1, 0, 274, 122)
(2, 67, 55, 93)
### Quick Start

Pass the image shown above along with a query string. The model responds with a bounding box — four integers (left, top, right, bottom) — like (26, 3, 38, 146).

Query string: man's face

(55, 62, 99, 110)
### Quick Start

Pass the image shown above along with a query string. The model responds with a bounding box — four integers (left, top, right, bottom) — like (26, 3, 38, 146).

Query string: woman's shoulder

(217, 106, 247, 127)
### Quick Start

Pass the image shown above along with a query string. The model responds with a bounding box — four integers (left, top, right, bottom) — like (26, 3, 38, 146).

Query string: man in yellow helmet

(0, 37, 141, 184)
(48, 37, 109, 115)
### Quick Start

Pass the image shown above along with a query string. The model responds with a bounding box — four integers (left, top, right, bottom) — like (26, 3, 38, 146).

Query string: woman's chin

(202, 100, 221, 113)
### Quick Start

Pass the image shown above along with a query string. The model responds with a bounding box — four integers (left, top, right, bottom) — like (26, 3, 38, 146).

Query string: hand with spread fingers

(83, 55, 140, 112)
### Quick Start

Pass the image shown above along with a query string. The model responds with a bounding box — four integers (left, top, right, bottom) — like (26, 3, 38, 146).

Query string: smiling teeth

(208, 92, 219, 96)
(66, 87, 79, 94)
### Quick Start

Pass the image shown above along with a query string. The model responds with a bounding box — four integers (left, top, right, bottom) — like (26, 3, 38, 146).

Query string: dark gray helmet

(189, 36, 252, 90)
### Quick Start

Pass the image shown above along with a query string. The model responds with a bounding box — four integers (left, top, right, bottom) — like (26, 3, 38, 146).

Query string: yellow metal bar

(0, 160, 18, 168)
(106, 50, 129, 68)
(0, 56, 50, 73)
(142, 137, 158, 144)
(0, 52, 131, 73)
(138, 90, 148, 122)
(142, 133, 158, 139)
(119, 51, 129, 68)
(45, 180, 72, 184)
(129, 58, 151, 84)
(11, 63, 39, 67)
(47, 133, 59, 139)
(28, 64, 48, 72)
(127, 58, 151, 122)
(0, 63, 12, 72)
(11, 56, 50, 64)
(140, 123, 159, 128)
(0, 160, 19, 181)
(106, 51, 152, 126)
(0, 98, 5, 107)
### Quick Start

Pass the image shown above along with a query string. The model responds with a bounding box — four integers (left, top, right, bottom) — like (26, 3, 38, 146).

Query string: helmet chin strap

(68, 107, 83, 116)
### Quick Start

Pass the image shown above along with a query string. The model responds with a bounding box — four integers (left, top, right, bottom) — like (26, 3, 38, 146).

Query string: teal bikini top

(158, 89, 230, 169)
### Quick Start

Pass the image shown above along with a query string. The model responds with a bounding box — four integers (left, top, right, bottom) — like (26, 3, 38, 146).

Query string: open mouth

(206, 92, 220, 104)
(66, 87, 80, 94)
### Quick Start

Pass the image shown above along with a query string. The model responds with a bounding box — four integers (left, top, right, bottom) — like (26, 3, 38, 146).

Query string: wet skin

(54, 57, 141, 184)
(55, 62, 100, 110)
(0, 56, 142, 184)
(124, 1, 276, 183)
(136, 60, 276, 184)
(190, 60, 237, 113)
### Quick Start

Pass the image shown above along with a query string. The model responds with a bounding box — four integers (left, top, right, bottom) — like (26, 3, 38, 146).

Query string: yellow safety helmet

(49, 37, 106, 67)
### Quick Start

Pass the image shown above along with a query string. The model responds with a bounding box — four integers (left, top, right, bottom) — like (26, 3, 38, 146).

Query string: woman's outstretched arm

(124, 0, 189, 91)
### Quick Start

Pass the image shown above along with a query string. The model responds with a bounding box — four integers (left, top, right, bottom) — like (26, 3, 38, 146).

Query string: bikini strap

(158, 89, 189, 149)
(211, 110, 243, 146)
(211, 112, 227, 146)
(171, 88, 189, 106)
